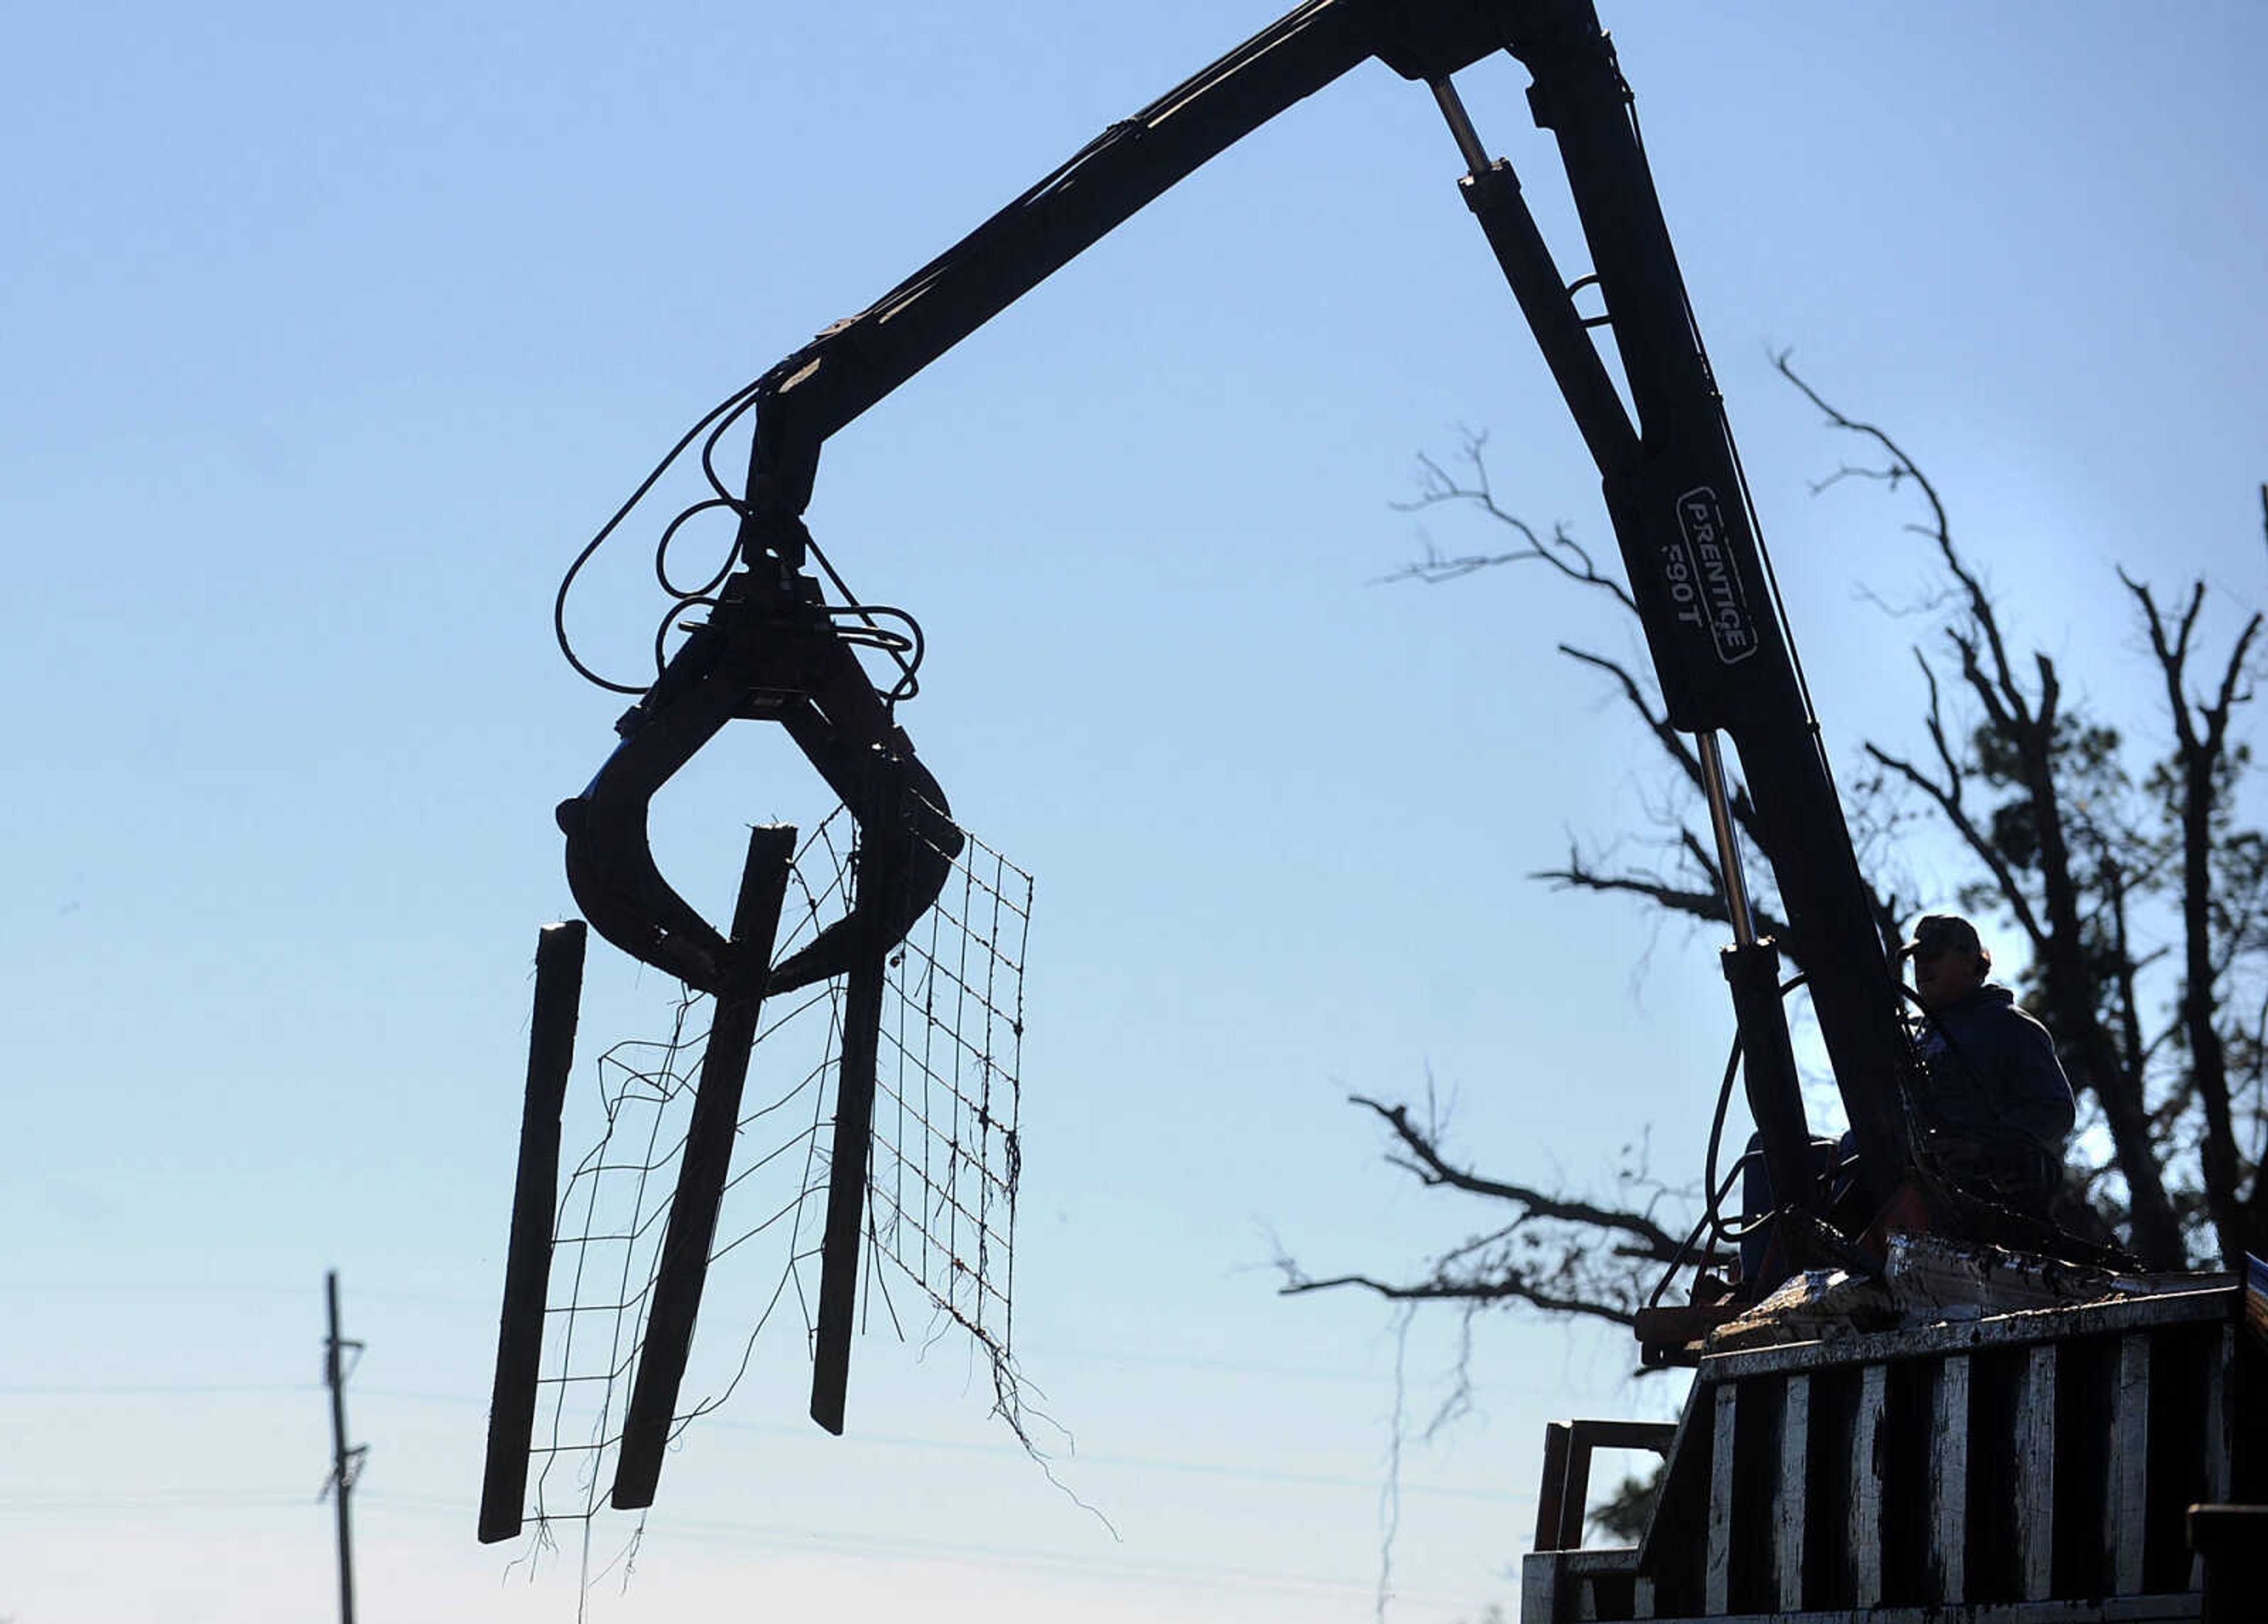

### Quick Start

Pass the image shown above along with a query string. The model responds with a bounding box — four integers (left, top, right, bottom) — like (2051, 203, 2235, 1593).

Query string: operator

(1734, 912, 2074, 1287)
(1902, 912, 2075, 1217)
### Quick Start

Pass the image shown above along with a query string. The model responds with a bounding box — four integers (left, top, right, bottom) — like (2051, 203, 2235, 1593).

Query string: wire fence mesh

(502, 805, 1032, 1566)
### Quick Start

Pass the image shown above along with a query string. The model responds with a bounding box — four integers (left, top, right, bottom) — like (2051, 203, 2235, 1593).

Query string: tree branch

(1383, 432, 1637, 612)
(1348, 1095, 1684, 1258)
(1276, 1267, 1644, 1331)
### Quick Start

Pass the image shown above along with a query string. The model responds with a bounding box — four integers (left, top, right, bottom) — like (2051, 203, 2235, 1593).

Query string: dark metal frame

(478, 921, 586, 1544)
(611, 826, 798, 1508)
(1533, 1418, 1677, 1553)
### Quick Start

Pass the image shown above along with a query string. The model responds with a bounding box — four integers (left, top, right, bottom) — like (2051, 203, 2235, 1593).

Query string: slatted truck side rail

(1521, 1282, 2260, 1623)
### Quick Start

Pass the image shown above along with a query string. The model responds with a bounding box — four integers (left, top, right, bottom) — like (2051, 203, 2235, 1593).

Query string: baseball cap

(1908, 913, 1982, 958)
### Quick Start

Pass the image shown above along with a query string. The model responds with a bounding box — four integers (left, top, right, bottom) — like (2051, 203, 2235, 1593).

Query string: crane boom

(562, 0, 1921, 1251)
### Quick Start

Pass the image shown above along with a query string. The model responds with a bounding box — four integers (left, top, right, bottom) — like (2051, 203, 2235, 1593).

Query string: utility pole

(322, 1270, 366, 1624)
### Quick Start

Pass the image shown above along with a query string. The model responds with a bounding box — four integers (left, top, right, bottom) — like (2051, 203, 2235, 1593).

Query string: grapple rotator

(557, 534, 961, 999)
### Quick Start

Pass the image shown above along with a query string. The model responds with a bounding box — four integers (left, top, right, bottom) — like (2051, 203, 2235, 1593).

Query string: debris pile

(1705, 1230, 2211, 1353)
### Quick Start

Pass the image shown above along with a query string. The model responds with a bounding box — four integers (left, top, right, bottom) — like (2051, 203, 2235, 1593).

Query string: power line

(0, 1381, 318, 1397)
(362, 1491, 1481, 1606)
(685, 1411, 1530, 1504)
(312, 1382, 1525, 1504)
(0, 1491, 311, 1513)
(0, 1375, 1525, 1506)
(0, 1382, 1527, 1508)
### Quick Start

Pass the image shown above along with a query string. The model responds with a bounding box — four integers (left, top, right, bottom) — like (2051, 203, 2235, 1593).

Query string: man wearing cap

(1735, 912, 2075, 1288)
(1904, 912, 2076, 1215)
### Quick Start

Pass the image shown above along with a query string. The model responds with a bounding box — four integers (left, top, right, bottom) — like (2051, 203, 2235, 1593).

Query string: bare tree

(1286, 363, 2265, 1320)
(1277, 1091, 1686, 1330)
(2126, 571, 2265, 1264)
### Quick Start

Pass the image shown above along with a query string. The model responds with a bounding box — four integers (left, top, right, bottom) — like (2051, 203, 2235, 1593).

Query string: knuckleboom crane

(559, 0, 1917, 1289)
(494, 0, 1954, 1538)
(499, 9, 2266, 1613)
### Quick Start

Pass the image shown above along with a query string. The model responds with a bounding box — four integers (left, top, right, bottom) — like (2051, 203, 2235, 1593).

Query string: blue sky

(5, 2, 2264, 1620)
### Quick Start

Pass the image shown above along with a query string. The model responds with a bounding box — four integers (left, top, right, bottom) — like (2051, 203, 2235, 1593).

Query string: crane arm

(561, 0, 1524, 994)
(735, 0, 1534, 523)
(564, 0, 1921, 1224)
(1470, 9, 1918, 1209)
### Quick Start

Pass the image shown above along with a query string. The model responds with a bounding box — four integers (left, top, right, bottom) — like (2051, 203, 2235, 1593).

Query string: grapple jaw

(556, 561, 960, 996)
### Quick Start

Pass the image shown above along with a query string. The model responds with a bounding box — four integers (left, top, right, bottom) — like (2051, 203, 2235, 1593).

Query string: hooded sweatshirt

(1908, 982, 2077, 1155)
